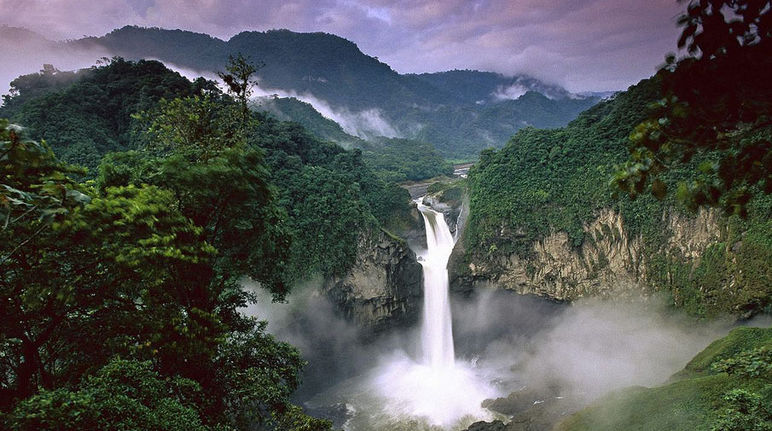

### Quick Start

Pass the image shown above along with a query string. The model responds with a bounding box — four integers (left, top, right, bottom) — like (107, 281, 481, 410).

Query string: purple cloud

(0, 0, 685, 91)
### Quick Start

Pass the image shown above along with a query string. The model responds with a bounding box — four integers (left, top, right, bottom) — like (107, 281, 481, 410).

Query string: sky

(0, 0, 686, 92)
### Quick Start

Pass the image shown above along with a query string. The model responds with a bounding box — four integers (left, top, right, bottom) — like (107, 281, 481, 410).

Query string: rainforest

(1, 1, 770, 430)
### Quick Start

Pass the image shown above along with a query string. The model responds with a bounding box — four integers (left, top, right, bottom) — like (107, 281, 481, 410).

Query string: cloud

(1, 0, 686, 92)
(251, 83, 400, 139)
(0, 27, 111, 95)
(492, 84, 528, 100)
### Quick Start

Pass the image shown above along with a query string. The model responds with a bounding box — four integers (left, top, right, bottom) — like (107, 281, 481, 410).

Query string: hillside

(555, 327, 772, 431)
(452, 74, 771, 318)
(12, 25, 601, 157)
(0, 58, 414, 284)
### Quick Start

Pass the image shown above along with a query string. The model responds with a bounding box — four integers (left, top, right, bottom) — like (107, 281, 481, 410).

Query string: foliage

(2, 56, 410, 292)
(0, 120, 87, 234)
(256, 96, 367, 149)
(0, 107, 329, 428)
(6, 359, 207, 431)
(362, 137, 454, 182)
(613, 0, 772, 215)
(464, 68, 771, 316)
(102, 95, 292, 297)
(250, 112, 412, 282)
(133, 94, 243, 161)
(0, 64, 79, 115)
(258, 98, 455, 182)
(0, 57, 217, 173)
(711, 389, 772, 431)
(218, 53, 262, 126)
(465, 78, 662, 258)
(712, 347, 772, 379)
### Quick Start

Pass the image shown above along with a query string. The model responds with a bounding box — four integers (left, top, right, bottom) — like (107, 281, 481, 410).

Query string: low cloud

(492, 84, 528, 101)
(251, 83, 400, 139)
(0, 27, 110, 96)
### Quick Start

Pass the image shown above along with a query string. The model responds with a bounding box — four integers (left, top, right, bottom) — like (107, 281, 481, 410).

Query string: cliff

(451, 205, 770, 317)
(322, 229, 423, 334)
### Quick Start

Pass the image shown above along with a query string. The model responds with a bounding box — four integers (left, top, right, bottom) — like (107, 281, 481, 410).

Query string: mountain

(450, 75, 771, 319)
(51, 26, 601, 158)
(410, 69, 576, 103)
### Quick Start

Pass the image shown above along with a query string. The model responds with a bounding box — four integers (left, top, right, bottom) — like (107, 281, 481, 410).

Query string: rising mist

(243, 279, 732, 430)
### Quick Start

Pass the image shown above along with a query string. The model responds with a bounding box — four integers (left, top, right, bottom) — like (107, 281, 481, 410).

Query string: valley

(1, 2, 770, 430)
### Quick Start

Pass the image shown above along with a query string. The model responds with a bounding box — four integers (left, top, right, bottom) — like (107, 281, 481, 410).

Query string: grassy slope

(555, 327, 772, 431)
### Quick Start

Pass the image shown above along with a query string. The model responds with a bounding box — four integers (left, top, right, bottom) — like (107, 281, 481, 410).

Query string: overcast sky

(0, 0, 685, 92)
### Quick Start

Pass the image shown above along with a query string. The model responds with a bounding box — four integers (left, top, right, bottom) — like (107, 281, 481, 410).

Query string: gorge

(247, 192, 749, 431)
(1, 3, 770, 428)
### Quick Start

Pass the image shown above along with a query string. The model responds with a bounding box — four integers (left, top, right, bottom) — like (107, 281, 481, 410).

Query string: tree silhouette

(613, 0, 771, 215)
(217, 53, 264, 127)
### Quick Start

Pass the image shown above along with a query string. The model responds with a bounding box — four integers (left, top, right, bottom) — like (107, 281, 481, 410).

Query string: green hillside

(556, 327, 772, 431)
(462, 72, 771, 317)
(52, 26, 601, 157)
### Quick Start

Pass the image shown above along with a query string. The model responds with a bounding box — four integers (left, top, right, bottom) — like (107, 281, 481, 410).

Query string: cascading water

(305, 196, 500, 430)
(416, 200, 456, 368)
(355, 198, 498, 428)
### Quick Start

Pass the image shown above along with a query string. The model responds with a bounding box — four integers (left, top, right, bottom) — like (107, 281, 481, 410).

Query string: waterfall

(343, 197, 499, 429)
(416, 199, 456, 369)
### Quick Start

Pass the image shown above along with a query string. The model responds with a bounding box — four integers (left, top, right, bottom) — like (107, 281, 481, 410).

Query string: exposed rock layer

(450, 207, 722, 302)
(322, 229, 423, 334)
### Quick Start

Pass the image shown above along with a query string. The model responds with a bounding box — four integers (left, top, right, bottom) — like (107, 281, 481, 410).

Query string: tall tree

(218, 53, 263, 128)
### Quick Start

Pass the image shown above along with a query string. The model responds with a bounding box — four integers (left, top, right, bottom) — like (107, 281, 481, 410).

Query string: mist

(487, 295, 729, 399)
(0, 28, 109, 96)
(242, 280, 732, 430)
(250, 84, 401, 139)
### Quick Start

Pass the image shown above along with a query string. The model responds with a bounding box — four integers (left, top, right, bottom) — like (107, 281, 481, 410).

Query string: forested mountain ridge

(410, 69, 577, 103)
(3, 25, 599, 157)
(0, 57, 425, 429)
(451, 72, 771, 319)
(0, 58, 213, 171)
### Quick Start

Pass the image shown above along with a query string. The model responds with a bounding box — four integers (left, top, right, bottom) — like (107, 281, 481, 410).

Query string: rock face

(422, 184, 468, 238)
(322, 229, 423, 334)
(451, 207, 722, 301)
(401, 202, 428, 250)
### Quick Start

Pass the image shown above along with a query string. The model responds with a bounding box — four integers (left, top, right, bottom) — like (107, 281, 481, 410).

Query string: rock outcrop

(451, 207, 723, 302)
(421, 182, 468, 238)
(322, 229, 423, 334)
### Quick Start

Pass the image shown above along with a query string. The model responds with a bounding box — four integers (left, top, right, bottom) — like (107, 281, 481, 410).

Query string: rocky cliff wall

(322, 229, 423, 334)
(450, 207, 724, 302)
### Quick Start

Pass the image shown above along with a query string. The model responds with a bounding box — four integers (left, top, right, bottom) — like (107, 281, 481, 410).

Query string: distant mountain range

(1, 25, 602, 158)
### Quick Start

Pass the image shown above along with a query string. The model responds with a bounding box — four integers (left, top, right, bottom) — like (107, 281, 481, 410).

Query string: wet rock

(451, 207, 723, 302)
(322, 229, 423, 334)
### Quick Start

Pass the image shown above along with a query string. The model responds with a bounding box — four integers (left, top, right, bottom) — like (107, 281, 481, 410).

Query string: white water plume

(356, 199, 499, 429)
(417, 201, 456, 368)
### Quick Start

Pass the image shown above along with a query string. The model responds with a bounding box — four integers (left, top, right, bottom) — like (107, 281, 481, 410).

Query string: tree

(1, 121, 219, 406)
(133, 94, 243, 161)
(116, 95, 292, 297)
(1, 121, 90, 403)
(6, 359, 207, 431)
(613, 0, 772, 215)
(1, 120, 327, 430)
(218, 53, 263, 127)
